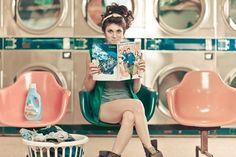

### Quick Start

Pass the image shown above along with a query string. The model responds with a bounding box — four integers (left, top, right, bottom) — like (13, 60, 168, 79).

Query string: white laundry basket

(22, 134, 88, 157)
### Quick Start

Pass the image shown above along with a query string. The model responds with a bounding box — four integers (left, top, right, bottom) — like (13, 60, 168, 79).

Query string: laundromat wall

(1, 0, 236, 136)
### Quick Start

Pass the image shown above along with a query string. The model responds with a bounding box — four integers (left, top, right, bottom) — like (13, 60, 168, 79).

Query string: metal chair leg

(195, 146, 200, 157)
(195, 130, 214, 157)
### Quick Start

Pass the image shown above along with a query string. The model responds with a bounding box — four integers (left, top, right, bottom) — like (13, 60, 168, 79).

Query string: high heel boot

(143, 140, 164, 157)
(98, 151, 121, 157)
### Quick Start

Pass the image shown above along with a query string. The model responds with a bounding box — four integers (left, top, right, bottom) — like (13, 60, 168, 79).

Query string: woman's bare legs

(99, 99, 153, 155)
(112, 111, 134, 154)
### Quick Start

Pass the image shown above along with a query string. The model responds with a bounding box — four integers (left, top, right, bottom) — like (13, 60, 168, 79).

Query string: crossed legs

(99, 99, 153, 155)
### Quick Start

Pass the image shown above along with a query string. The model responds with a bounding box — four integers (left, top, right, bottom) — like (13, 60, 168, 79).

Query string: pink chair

(0, 71, 71, 128)
(166, 70, 236, 157)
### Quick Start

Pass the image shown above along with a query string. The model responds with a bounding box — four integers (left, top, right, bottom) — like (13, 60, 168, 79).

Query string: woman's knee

(121, 111, 135, 126)
(132, 99, 145, 115)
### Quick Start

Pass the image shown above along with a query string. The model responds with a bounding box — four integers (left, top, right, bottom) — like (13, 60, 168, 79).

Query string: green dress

(89, 80, 138, 123)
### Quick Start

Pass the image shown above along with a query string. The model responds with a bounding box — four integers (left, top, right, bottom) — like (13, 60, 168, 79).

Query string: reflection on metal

(82, 0, 136, 33)
(154, 0, 206, 34)
(5, 38, 17, 49)
(152, 65, 197, 117)
(74, 38, 88, 49)
(14, 0, 67, 34)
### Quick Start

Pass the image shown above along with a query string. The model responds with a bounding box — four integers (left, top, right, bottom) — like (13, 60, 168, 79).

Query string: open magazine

(91, 42, 143, 81)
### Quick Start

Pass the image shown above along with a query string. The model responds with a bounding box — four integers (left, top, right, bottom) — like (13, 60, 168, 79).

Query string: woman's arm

(83, 54, 100, 91)
(133, 79, 142, 93)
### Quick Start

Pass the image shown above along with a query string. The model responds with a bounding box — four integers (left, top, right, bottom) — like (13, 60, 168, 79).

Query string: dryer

(0, 0, 3, 36)
(144, 52, 216, 124)
(73, 51, 91, 124)
(3, 0, 74, 37)
(216, 52, 236, 92)
(216, 0, 236, 38)
(74, 0, 145, 38)
(216, 52, 236, 127)
(1, 50, 76, 124)
(145, 0, 216, 38)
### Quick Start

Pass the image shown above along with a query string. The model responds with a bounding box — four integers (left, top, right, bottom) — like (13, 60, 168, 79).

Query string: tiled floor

(0, 135, 236, 157)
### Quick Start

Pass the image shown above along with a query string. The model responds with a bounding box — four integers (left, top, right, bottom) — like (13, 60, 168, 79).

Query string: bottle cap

(30, 83, 36, 88)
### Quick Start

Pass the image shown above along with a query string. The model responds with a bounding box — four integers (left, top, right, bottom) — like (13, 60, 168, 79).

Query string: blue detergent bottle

(24, 83, 42, 121)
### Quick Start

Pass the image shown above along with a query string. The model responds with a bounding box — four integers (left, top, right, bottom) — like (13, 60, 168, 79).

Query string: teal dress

(89, 80, 138, 123)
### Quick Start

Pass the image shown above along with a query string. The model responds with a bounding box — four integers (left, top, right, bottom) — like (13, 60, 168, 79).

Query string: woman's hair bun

(102, 3, 134, 29)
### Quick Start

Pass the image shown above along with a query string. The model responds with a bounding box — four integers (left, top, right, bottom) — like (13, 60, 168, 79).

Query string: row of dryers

(143, 51, 236, 126)
(1, 51, 236, 126)
(1, 0, 236, 37)
(0, 50, 88, 124)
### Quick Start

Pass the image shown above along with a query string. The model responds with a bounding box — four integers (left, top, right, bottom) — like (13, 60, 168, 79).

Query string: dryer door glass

(224, 0, 236, 30)
(225, 72, 236, 88)
(83, 0, 135, 33)
(16, 0, 64, 33)
(229, 77, 236, 88)
(154, 69, 191, 117)
(156, 0, 204, 34)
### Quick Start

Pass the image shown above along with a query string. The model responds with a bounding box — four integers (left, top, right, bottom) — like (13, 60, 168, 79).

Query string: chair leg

(195, 130, 214, 157)
(195, 146, 200, 157)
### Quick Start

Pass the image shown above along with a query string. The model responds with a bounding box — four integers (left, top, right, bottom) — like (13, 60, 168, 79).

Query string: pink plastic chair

(166, 70, 236, 157)
(0, 71, 71, 128)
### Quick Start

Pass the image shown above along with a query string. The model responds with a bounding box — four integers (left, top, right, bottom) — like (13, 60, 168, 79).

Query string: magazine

(91, 42, 143, 81)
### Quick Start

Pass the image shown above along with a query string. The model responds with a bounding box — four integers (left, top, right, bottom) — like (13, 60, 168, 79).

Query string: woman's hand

(133, 58, 145, 93)
(88, 62, 101, 76)
(137, 59, 145, 72)
(84, 56, 99, 91)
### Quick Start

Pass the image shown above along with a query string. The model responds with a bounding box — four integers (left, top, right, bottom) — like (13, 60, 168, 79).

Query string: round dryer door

(154, 0, 206, 34)
(223, 0, 236, 31)
(82, 0, 137, 33)
(152, 66, 195, 117)
(15, 0, 67, 34)
(15, 65, 68, 89)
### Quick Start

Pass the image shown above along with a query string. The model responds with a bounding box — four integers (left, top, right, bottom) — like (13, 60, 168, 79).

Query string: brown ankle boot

(98, 151, 121, 157)
(143, 140, 164, 157)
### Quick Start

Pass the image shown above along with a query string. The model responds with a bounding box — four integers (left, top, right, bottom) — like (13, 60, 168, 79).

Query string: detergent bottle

(24, 83, 42, 121)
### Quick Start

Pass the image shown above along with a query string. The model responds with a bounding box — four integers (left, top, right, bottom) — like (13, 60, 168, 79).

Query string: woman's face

(104, 23, 124, 44)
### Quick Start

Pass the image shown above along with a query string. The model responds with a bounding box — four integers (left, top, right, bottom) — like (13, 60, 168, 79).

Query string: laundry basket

(22, 134, 88, 157)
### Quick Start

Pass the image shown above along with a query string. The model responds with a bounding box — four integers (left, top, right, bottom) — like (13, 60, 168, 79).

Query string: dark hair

(101, 3, 134, 33)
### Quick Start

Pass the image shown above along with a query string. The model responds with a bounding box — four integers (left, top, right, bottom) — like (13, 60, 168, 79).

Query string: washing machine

(216, 52, 236, 127)
(74, 0, 145, 38)
(144, 52, 216, 124)
(0, 0, 3, 36)
(72, 51, 91, 124)
(3, 0, 74, 37)
(1, 50, 76, 124)
(216, 0, 236, 38)
(145, 0, 216, 38)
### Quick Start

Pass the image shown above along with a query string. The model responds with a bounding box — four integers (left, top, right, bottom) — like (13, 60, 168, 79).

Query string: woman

(83, 3, 163, 157)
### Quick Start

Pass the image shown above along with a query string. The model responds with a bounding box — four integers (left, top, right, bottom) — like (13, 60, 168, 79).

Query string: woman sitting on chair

(83, 3, 163, 157)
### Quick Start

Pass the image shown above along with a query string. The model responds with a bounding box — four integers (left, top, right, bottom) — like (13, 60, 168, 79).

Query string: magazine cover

(91, 42, 142, 81)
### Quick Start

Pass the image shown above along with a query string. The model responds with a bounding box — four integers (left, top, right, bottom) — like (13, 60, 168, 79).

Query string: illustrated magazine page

(91, 42, 142, 81)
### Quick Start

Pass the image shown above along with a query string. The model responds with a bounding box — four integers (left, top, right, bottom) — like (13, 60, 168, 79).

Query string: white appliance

(3, 0, 74, 37)
(74, 0, 145, 38)
(144, 52, 216, 124)
(1, 50, 75, 124)
(145, 0, 216, 38)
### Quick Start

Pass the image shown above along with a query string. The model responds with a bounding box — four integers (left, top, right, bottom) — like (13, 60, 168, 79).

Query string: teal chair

(79, 85, 158, 126)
